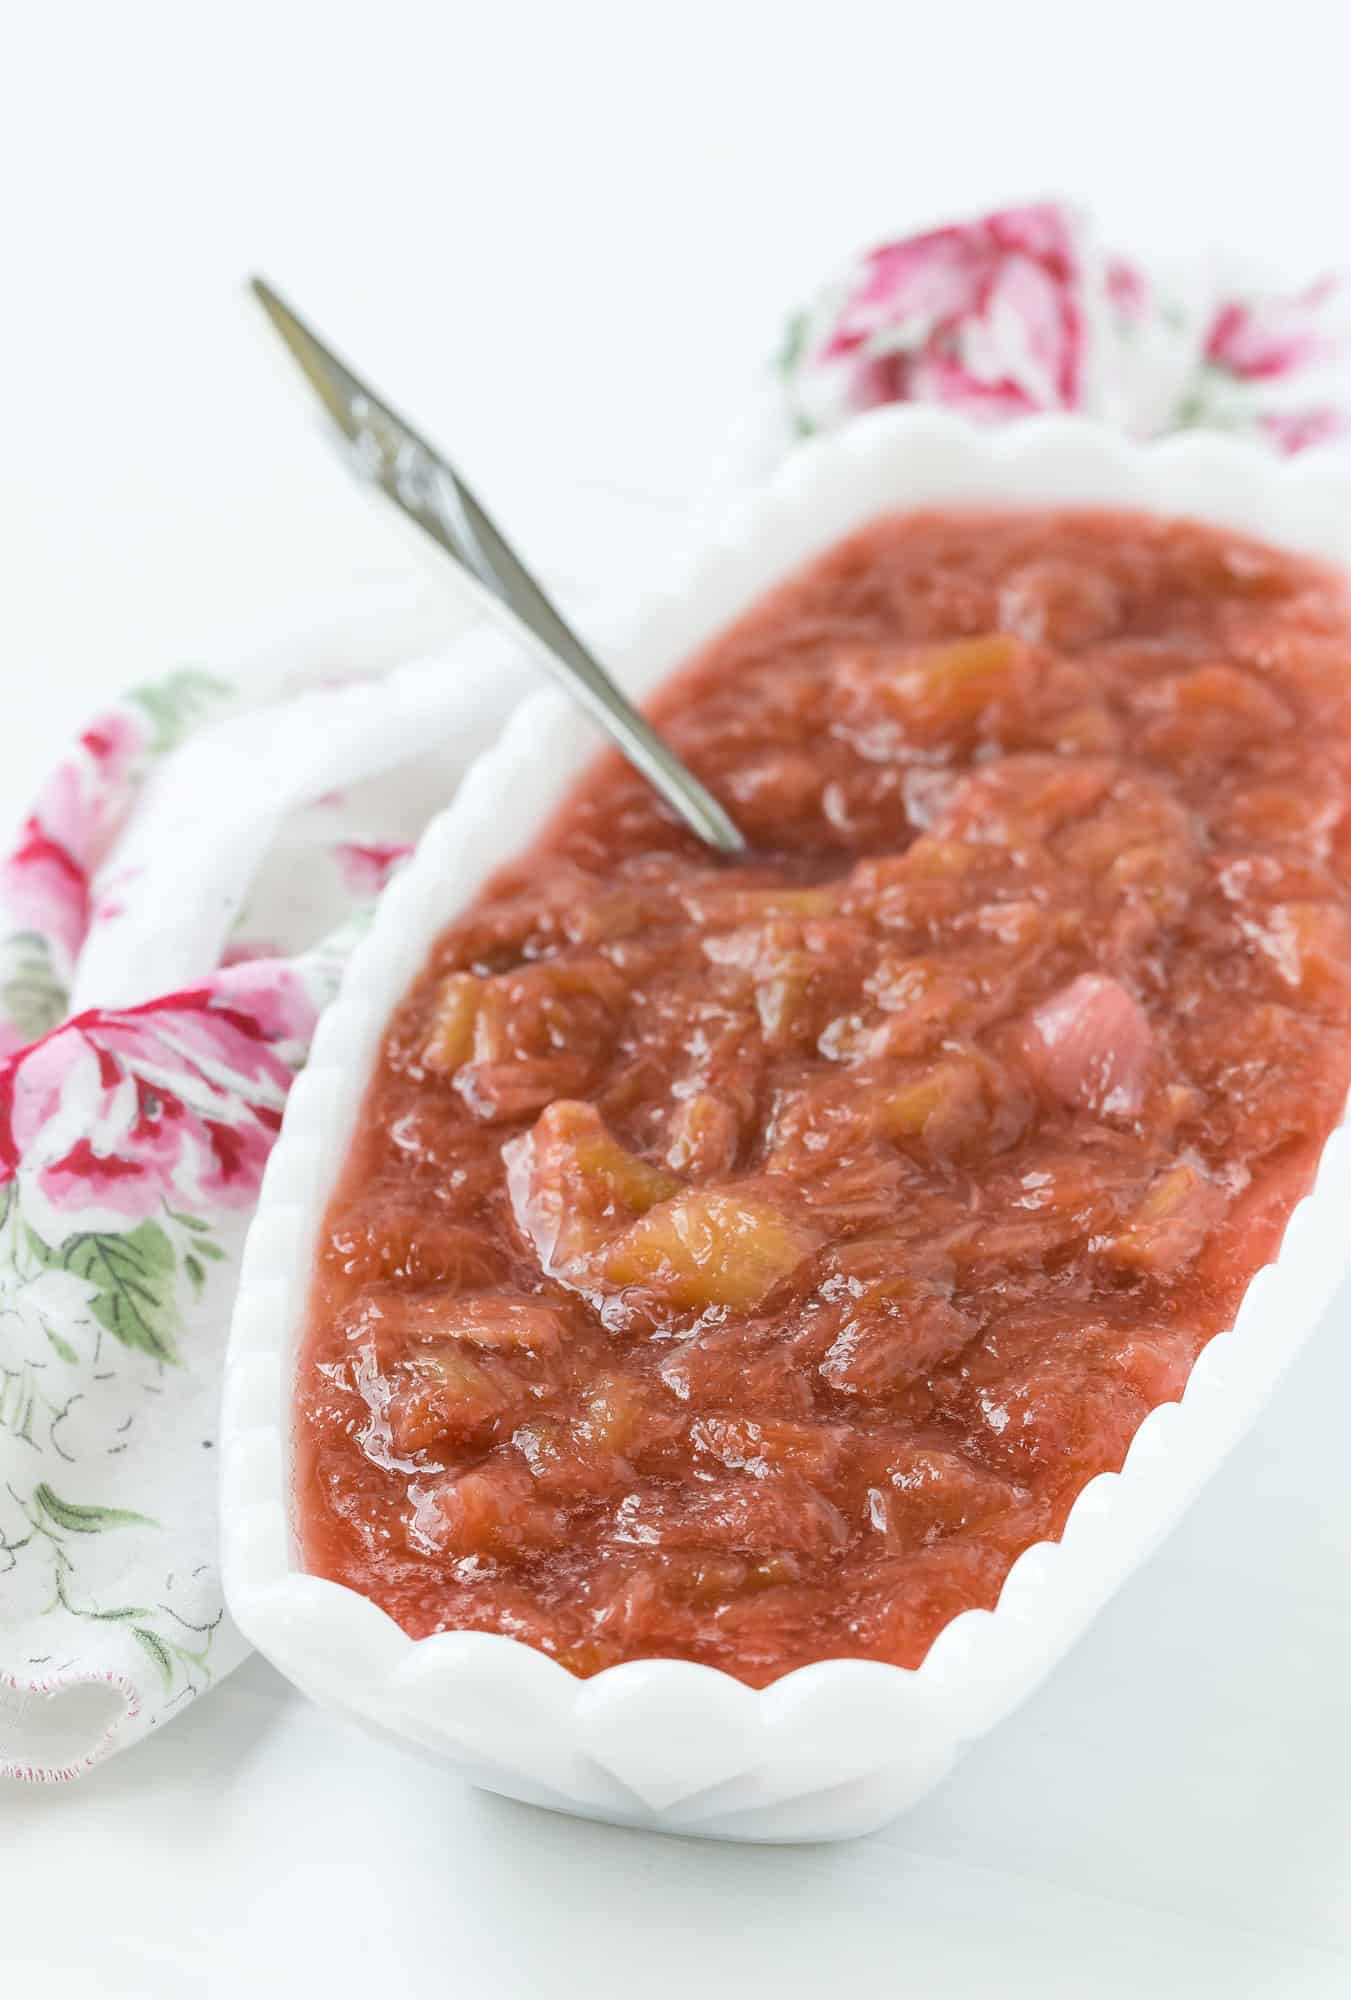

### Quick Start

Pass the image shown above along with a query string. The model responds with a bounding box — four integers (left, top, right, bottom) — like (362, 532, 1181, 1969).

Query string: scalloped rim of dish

(221, 407, 1351, 1842)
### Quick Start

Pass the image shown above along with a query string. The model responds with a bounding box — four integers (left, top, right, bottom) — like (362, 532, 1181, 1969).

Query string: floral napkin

(3, 200, 1348, 1783)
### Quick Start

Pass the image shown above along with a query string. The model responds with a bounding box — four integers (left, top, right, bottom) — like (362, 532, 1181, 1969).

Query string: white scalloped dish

(222, 409, 1351, 1843)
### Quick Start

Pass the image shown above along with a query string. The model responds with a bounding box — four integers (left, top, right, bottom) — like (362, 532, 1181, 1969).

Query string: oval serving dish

(221, 408, 1351, 1843)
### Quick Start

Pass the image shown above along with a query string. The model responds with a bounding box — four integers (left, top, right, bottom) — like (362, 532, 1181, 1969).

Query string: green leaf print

(32, 1485, 158, 1535)
(777, 308, 811, 378)
(63, 1222, 181, 1364)
(126, 667, 231, 756)
(131, 1626, 176, 1688)
(0, 931, 68, 1041)
(23, 1222, 61, 1269)
(166, 1207, 227, 1298)
(42, 1324, 79, 1365)
(0, 1366, 38, 1444)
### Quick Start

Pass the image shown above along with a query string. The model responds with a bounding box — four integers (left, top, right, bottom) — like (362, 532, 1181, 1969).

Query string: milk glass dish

(222, 409, 1351, 1843)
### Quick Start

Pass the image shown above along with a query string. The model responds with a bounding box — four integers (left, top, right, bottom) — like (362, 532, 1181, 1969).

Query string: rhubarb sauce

(297, 509, 1351, 1684)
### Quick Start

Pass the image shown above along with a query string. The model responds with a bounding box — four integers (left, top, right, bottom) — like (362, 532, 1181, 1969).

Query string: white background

(5, 3, 1351, 1993)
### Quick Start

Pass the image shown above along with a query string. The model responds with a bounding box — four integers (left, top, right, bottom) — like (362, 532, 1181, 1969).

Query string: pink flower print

(1205, 278, 1342, 382)
(815, 203, 1091, 422)
(1261, 405, 1348, 454)
(78, 710, 144, 791)
(1, 821, 89, 969)
(29, 710, 146, 863)
(332, 840, 413, 898)
(89, 862, 146, 929)
(0, 977, 316, 1241)
(787, 208, 1351, 455)
(219, 938, 285, 969)
(209, 958, 319, 1054)
(0, 705, 149, 979)
(1105, 257, 1150, 324)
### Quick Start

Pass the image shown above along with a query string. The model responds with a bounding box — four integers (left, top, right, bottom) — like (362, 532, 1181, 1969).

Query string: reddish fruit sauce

(297, 509, 1351, 1685)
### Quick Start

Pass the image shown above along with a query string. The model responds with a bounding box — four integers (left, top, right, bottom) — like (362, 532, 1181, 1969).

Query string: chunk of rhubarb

(817, 1285, 975, 1398)
(665, 1090, 740, 1179)
(602, 1185, 823, 1312)
(607, 1473, 848, 1556)
(659, 1322, 815, 1417)
(455, 1056, 592, 1124)
(1023, 974, 1153, 1118)
(349, 1284, 569, 1355)
(347, 1287, 569, 1454)
(997, 559, 1121, 648)
(512, 1418, 630, 1500)
(1103, 1159, 1226, 1278)
(869, 633, 1023, 742)
(1135, 663, 1294, 761)
(387, 1346, 536, 1454)
(689, 1413, 848, 1482)
(857, 1442, 1026, 1553)
(874, 1058, 988, 1150)
(930, 754, 1116, 846)
(328, 1204, 506, 1288)
(423, 972, 484, 1074)
(505, 1100, 678, 1281)
(430, 1457, 569, 1559)
(1241, 900, 1351, 1009)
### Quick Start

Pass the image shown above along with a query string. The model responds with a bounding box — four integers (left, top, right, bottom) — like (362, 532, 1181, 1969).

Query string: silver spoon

(250, 278, 747, 856)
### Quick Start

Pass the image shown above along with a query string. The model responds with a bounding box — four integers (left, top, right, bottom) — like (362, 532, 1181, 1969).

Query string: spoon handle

(251, 277, 747, 855)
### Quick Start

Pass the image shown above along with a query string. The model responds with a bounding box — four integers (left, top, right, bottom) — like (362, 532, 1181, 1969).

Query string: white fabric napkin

(2, 200, 1346, 1781)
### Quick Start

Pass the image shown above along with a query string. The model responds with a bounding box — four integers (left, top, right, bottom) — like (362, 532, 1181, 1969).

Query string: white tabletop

(5, 3, 1351, 1993)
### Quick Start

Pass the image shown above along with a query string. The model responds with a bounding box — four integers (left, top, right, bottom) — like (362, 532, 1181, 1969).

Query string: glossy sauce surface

(298, 509, 1351, 1683)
